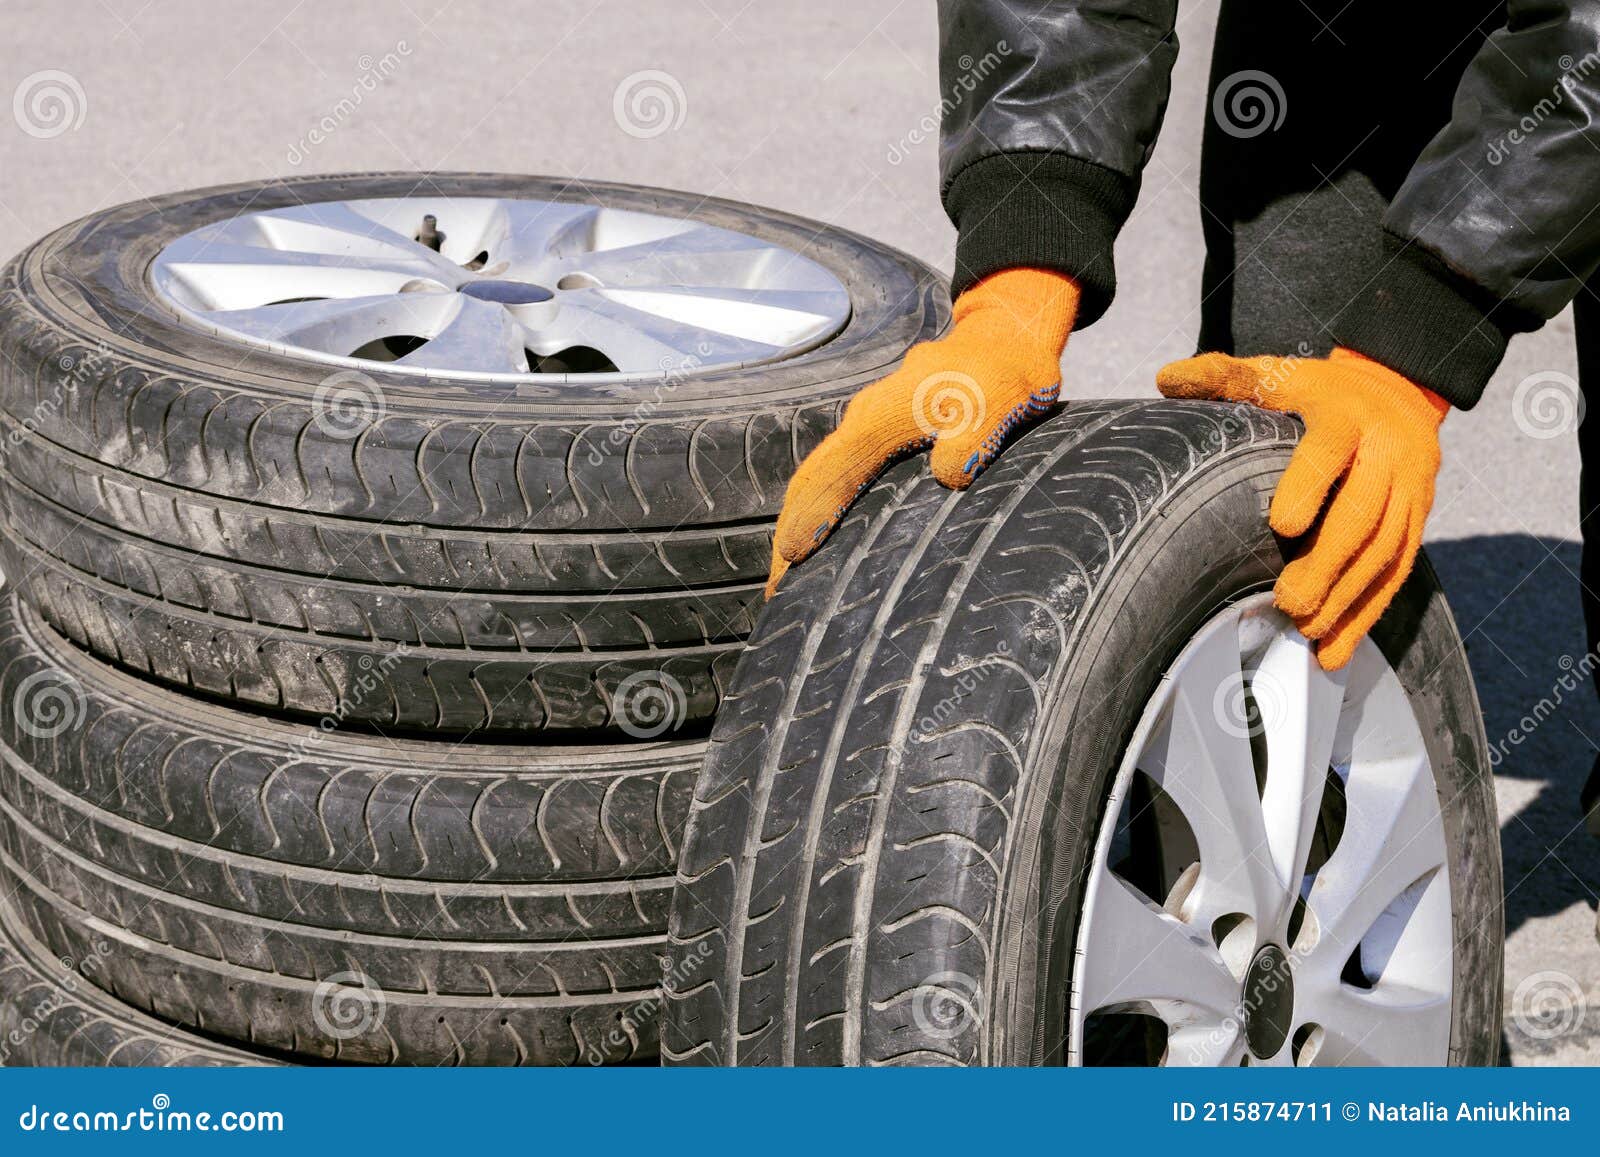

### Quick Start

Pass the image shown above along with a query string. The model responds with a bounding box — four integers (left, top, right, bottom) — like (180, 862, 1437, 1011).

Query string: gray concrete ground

(1, 0, 1595, 1063)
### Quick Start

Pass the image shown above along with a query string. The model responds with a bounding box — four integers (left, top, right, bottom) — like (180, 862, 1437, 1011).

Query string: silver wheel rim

(149, 195, 852, 382)
(1069, 594, 1453, 1066)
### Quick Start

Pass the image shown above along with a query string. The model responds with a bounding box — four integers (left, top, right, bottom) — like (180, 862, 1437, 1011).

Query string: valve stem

(416, 214, 443, 251)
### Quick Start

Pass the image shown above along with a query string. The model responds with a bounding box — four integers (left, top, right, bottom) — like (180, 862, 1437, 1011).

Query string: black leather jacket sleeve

(938, 0, 1180, 323)
(1332, 1, 1600, 407)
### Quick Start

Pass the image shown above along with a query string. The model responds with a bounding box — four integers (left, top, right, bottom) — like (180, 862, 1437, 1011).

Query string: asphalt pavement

(1, 0, 1594, 1064)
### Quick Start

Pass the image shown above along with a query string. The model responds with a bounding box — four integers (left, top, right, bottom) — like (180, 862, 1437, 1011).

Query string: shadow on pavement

(1424, 535, 1600, 941)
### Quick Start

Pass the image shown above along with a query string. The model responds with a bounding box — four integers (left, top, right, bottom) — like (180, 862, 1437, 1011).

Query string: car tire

(0, 892, 271, 1067)
(663, 400, 1503, 1067)
(0, 594, 698, 1065)
(0, 172, 946, 733)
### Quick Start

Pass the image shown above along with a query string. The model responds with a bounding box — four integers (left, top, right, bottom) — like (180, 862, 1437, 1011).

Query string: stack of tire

(0, 173, 944, 1065)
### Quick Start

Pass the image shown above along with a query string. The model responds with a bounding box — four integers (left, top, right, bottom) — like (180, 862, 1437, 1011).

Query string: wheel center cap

(1242, 944, 1294, 1059)
(458, 279, 554, 305)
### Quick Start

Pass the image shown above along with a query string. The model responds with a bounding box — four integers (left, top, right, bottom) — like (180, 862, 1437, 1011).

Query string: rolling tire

(0, 172, 946, 733)
(0, 595, 697, 1064)
(663, 400, 1502, 1067)
(0, 891, 271, 1067)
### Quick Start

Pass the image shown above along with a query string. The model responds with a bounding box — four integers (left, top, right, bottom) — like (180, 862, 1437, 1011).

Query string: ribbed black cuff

(1330, 234, 1530, 410)
(944, 152, 1135, 328)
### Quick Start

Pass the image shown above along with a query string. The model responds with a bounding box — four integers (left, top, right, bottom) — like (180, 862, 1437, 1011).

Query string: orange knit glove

(767, 268, 1079, 596)
(1156, 348, 1451, 671)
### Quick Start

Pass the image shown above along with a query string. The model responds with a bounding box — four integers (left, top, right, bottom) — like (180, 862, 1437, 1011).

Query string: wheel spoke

(156, 241, 453, 310)
(562, 227, 841, 293)
(205, 294, 454, 357)
(598, 286, 844, 347)
(1166, 1022, 1248, 1066)
(486, 198, 603, 270)
(1293, 982, 1451, 1066)
(1303, 748, 1445, 968)
(1141, 615, 1281, 925)
(1256, 625, 1346, 906)
(251, 202, 464, 273)
(394, 296, 531, 375)
(1078, 869, 1241, 1025)
(539, 290, 784, 372)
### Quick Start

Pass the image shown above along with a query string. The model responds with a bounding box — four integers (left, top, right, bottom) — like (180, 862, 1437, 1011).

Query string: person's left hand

(1156, 348, 1451, 671)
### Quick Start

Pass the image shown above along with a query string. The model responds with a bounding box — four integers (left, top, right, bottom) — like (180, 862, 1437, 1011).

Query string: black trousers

(1199, 1, 1600, 813)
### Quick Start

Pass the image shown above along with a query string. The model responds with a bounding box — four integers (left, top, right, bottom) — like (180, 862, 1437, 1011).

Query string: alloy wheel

(150, 195, 852, 382)
(1070, 594, 1453, 1066)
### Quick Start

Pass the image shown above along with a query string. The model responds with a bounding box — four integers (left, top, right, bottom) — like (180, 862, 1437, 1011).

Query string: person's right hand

(766, 267, 1080, 596)
(1156, 348, 1450, 671)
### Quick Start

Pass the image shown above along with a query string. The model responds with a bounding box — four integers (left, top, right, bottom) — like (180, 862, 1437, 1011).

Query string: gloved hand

(767, 267, 1079, 596)
(1156, 348, 1450, 671)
